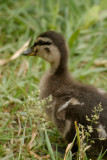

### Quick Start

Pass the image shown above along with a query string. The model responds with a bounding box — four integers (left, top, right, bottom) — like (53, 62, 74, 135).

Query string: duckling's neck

(50, 59, 68, 75)
(50, 61, 60, 74)
(39, 65, 71, 99)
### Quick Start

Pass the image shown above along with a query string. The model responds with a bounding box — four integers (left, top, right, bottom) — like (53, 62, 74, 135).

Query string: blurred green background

(0, 0, 107, 159)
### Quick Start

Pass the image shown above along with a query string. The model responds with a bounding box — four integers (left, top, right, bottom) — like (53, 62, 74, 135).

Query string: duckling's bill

(22, 47, 36, 56)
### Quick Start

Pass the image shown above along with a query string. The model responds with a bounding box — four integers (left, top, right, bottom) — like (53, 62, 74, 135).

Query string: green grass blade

(44, 127, 55, 160)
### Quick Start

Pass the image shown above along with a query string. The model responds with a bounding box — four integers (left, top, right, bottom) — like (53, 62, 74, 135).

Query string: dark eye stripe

(33, 40, 52, 47)
(42, 41, 52, 45)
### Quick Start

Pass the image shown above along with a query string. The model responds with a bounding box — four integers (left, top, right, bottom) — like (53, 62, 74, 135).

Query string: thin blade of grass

(64, 134, 77, 160)
(44, 127, 55, 160)
(97, 149, 107, 160)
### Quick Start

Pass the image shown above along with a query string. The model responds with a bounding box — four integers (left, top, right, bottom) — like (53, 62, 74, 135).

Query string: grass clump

(76, 104, 106, 159)
(19, 90, 52, 128)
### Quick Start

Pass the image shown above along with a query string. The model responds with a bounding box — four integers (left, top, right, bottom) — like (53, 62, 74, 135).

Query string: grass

(0, 0, 107, 159)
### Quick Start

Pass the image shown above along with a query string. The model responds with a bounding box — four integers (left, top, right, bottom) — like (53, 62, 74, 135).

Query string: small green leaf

(69, 29, 80, 48)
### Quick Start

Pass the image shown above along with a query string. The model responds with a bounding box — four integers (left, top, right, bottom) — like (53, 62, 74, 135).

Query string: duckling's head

(23, 31, 68, 74)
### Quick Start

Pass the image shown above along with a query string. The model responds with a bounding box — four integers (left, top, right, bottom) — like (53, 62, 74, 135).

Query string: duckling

(23, 31, 107, 154)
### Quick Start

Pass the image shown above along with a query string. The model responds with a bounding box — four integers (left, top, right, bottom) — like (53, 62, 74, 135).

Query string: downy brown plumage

(23, 31, 107, 154)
